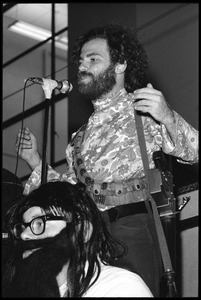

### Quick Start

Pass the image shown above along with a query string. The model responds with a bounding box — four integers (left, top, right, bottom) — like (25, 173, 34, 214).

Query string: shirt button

(85, 177, 91, 184)
(80, 169, 86, 176)
(101, 182, 108, 190)
(94, 189, 99, 195)
(77, 158, 83, 165)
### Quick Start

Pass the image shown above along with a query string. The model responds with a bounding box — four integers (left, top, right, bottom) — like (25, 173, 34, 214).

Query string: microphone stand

(40, 80, 57, 184)
(41, 99, 49, 185)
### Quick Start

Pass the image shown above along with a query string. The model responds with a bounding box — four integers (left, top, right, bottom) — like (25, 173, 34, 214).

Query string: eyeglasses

(11, 215, 66, 239)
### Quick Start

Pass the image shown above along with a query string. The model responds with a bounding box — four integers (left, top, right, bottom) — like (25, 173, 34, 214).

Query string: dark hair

(72, 23, 148, 92)
(5, 181, 126, 297)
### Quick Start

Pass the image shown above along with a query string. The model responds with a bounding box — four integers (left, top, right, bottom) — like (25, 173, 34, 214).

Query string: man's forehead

(23, 206, 44, 222)
(81, 38, 109, 56)
(22, 206, 73, 223)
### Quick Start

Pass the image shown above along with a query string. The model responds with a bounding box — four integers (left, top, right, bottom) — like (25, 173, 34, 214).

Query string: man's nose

(20, 227, 33, 240)
(78, 62, 89, 72)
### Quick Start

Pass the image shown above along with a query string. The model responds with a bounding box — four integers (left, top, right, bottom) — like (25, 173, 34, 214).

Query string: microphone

(28, 77, 73, 94)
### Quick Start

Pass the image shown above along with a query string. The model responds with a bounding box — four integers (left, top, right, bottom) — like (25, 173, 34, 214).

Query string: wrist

(162, 109, 175, 127)
(28, 152, 41, 170)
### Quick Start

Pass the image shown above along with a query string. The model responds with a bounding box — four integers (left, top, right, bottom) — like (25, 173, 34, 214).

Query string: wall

(135, 3, 198, 130)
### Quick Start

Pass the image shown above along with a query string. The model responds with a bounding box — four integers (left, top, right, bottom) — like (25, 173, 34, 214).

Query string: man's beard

(3, 228, 72, 298)
(77, 63, 116, 101)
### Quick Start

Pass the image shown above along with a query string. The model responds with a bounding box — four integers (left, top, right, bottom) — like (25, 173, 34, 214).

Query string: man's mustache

(78, 71, 93, 80)
(14, 227, 68, 253)
(15, 236, 54, 252)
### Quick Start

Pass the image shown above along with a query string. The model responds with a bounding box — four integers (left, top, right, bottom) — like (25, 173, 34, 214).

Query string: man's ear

(115, 62, 127, 74)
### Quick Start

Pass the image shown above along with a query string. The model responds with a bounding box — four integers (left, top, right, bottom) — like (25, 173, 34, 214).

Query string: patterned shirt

(24, 88, 198, 206)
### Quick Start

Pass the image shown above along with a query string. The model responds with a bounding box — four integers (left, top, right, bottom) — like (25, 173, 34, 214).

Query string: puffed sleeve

(160, 111, 198, 164)
(23, 139, 77, 195)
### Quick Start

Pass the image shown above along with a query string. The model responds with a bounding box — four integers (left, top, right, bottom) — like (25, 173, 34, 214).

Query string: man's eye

(33, 219, 43, 228)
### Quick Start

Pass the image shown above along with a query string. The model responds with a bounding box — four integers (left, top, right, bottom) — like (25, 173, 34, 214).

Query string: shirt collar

(92, 88, 128, 112)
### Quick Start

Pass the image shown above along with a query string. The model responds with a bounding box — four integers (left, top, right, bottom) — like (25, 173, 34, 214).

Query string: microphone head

(60, 80, 73, 94)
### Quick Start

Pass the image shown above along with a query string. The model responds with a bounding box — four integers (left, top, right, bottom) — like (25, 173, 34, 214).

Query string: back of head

(72, 23, 148, 92)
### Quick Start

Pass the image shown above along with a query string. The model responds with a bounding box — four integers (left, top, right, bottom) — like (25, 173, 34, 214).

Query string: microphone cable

(14, 78, 30, 180)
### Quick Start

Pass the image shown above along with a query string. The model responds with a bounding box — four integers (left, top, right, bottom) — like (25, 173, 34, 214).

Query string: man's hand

(133, 83, 175, 126)
(16, 126, 41, 170)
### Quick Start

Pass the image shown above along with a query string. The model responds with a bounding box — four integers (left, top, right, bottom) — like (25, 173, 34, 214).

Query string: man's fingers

(16, 138, 32, 148)
(17, 132, 31, 142)
(147, 83, 153, 88)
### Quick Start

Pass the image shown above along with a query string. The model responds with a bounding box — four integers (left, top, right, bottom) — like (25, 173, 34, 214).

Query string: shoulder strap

(134, 109, 177, 296)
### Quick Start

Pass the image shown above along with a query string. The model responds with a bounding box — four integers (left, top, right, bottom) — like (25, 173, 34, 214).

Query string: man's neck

(98, 83, 125, 101)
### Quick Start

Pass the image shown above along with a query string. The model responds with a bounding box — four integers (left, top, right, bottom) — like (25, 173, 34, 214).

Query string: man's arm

(134, 83, 178, 142)
(16, 126, 77, 195)
(133, 83, 198, 163)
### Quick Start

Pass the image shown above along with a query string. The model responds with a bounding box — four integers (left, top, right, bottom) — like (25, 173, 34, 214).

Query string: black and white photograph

(2, 3, 198, 298)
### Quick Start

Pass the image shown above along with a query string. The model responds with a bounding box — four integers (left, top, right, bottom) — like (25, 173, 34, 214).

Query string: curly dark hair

(72, 23, 149, 92)
(4, 181, 126, 297)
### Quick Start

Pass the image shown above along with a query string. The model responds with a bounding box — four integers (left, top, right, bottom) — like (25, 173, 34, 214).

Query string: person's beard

(77, 63, 116, 101)
(3, 228, 72, 298)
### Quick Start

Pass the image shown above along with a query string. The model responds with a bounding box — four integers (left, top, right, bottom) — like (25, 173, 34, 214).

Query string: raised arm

(134, 83, 198, 163)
